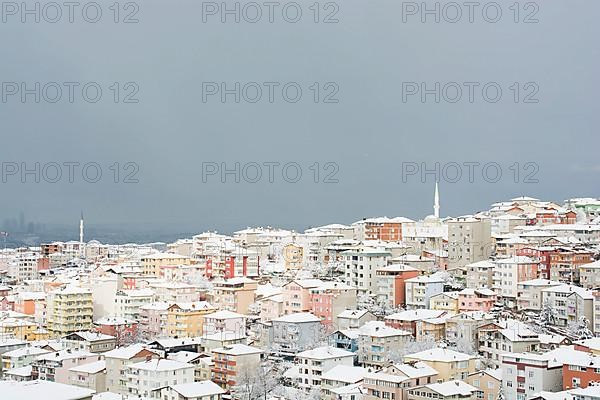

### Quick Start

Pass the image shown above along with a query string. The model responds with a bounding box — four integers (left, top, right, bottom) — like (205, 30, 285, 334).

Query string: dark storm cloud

(0, 0, 598, 236)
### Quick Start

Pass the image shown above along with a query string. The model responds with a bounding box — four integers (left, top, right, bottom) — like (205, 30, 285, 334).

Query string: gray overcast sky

(1, 0, 599, 235)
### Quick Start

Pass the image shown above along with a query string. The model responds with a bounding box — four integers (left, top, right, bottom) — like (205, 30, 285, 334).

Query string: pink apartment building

(457, 288, 497, 312)
(282, 279, 324, 315)
(308, 282, 357, 325)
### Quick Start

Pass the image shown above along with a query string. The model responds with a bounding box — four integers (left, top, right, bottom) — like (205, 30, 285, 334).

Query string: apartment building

(405, 274, 445, 310)
(562, 352, 600, 389)
(1, 346, 50, 369)
(357, 321, 412, 368)
(407, 380, 478, 400)
(46, 286, 94, 337)
(15, 252, 39, 282)
(151, 282, 198, 303)
(296, 346, 355, 392)
(493, 256, 539, 306)
(352, 217, 412, 241)
(517, 246, 557, 280)
(67, 360, 106, 393)
(211, 277, 257, 314)
(63, 331, 117, 353)
(465, 260, 495, 289)
(501, 347, 572, 400)
(211, 344, 263, 391)
(336, 309, 377, 330)
(416, 317, 448, 342)
(447, 217, 493, 271)
(343, 247, 391, 295)
(199, 330, 246, 353)
(269, 312, 321, 356)
(385, 309, 448, 337)
(166, 301, 215, 338)
(376, 263, 420, 307)
(478, 320, 540, 367)
(94, 317, 139, 345)
(115, 289, 154, 321)
(457, 288, 497, 312)
(309, 281, 357, 325)
(0, 317, 40, 341)
(126, 359, 195, 399)
(516, 279, 562, 311)
(31, 349, 101, 384)
(141, 253, 192, 277)
(259, 293, 284, 322)
(496, 237, 530, 258)
(104, 344, 160, 394)
(203, 310, 246, 335)
(580, 260, 600, 289)
(160, 381, 226, 400)
(321, 365, 369, 400)
(363, 361, 439, 400)
(139, 302, 170, 339)
(541, 284, 594, 327)
(404, 348, 479, 382)
(282, 279, 324, 315)
(466, 369, 502, 400)
(430, 292, 460, 313)
(328, 328, 360, 353)
(14, 291, 45, 315)
(549, 249, 595, 284)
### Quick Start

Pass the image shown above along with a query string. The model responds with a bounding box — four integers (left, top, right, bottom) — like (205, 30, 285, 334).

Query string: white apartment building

(1, 346, 51, 369)
(15, 252, 39, 282)
(405, 274, 445, 310)
(321, 365, 369, 400)
(296, 346, 355, 392)
(447, 217, 493, 271)
(501, 347, 572, 400)
(465, 260, 495, 289)
(493, 256, 539, 306)
(541, 284, 594, 327)
(479, 320, 540, 367)
(126, 359, 195, 399)
(580, 260, 600, 289)
(104, 344, 160, 395)
(161, 381, 226, 400)
(343, 247, 391, 294)
(115, 288, 155, 322)
(357, 321, 412, 368)
(516, 279, 562, 311)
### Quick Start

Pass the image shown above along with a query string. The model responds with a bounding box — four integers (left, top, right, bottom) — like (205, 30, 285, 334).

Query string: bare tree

(389, 335, 438, 363)
(452, 335, 477, 355)
(537, 300, 557, 327)
(568, 316, 594, 340)
(232, 359, 281, 400)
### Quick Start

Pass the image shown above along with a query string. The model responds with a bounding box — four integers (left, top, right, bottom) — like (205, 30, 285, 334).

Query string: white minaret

(79, 212, 84, 256)
(434, 182, 440, 219)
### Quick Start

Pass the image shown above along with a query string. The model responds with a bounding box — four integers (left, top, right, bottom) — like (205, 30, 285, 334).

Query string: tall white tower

(434, 182, 440, 219)
(79, 212, 84, 257)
